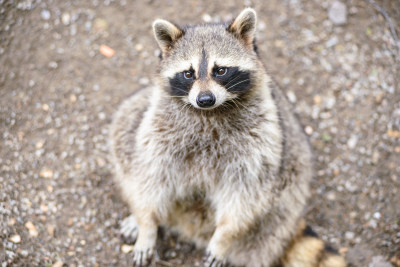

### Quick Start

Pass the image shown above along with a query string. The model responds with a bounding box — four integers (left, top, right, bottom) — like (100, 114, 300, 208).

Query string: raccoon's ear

(228, 8, 257, 48)
(152, 19, 183, 54)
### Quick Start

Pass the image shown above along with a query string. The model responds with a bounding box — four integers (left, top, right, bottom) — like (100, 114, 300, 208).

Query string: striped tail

(279, 220, 346, 267)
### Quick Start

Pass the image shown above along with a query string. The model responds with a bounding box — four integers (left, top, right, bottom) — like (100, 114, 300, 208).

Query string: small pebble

(40, 168, 54, 179)
(328, 1, 347, 26)
(47, 225, 56, 237)
(94, 18, 108, 31)
(373, 212, 381, 220)
(98, 112, 106, 120)
(347, 135, 358, 149)
(25, 221, 38, 237)
(202, 13, 212, 23)
(326, 36, 338, 48)
(61, 13, 71, 25)
(326, 191, 336, 200)
(371, 150, 380, 164)
(42, 104, 50, 111)
(121, 244, 134, 253)
(41, 9, 51, 20)
(304, 125, 313, 135)
(48, 61, 58, 69)
(135, 43, 144, 51)
(345, 231, 355, 240)
(35, 139, 45, 149)
(20, 250, 29, 257)
(313, 95, 322, 106)
(9, 234, 21, 244)
(28, 80, 35, 87)
(286, 91, 297, 103)
(70, 94, 77, 102)
(369, 219, 378, 228)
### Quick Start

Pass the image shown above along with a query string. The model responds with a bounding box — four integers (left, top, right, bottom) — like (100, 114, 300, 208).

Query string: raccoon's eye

(216, 67, 227, 76)
(183, 71, 194, 79)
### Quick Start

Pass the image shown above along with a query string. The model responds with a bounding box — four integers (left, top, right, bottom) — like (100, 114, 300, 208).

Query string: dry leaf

(100, 45, 115, 58)
(387, 129, 399, 138)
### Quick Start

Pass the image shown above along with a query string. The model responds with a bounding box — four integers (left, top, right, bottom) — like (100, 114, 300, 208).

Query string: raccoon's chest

(149, 110, 258, 184)
(173, 125, 229, 162)
(161, 123, 242, 182)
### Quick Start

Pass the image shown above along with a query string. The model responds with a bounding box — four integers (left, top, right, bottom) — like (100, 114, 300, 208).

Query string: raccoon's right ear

(152, 19, 183, 55)
(228, 8, 257, 49)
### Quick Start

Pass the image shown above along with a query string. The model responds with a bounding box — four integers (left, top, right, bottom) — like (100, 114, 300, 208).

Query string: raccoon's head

(152, 8, 261, 110)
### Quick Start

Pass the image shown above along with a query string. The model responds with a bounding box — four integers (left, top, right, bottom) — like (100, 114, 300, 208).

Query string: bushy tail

(279, 220, 346, 267)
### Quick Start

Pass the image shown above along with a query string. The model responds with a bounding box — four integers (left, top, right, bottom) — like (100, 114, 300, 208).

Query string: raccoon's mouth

(187, 87, 233, 110)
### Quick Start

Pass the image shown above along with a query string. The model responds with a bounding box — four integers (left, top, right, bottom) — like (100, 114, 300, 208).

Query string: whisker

(230, 99, 240, 110)
(163, 95, 186, 98)
(224, 73, 246, 88)
(169, 86, 190, 95)
(231, 98, 251, 112)
(226, 79, 250, 91)
(221, 101, 235, 111)
(179, 102, 191, 113)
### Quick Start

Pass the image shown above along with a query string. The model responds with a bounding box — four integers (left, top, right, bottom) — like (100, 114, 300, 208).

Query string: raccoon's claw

(203, 252, 228, 267)
(132, 248, 153, 267)
(120, 215, 139, 244)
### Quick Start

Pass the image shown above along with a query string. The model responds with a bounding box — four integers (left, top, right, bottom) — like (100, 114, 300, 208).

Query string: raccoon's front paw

(203, 252, 229, 267)
(133, 247, 153, 267)
(120, 215, 139, 244)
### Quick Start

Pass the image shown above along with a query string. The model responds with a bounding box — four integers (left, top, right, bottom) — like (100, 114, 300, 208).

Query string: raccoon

(109, 8, 346, 267)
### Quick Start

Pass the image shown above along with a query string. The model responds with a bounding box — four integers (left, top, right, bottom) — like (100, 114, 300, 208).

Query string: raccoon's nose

(196, 91, 216, 108)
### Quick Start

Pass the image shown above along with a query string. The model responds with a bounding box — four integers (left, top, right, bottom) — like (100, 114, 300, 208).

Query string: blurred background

(0, 0, 399, 266)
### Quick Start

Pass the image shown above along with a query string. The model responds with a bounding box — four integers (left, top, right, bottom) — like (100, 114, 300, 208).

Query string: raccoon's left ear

(228, 8, 257, 48)
(153, 19, 183, 55)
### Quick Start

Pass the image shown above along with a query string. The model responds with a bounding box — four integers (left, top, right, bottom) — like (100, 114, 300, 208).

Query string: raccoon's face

(153, 8, 259, 110)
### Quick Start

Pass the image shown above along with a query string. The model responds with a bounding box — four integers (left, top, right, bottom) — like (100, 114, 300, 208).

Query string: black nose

(196, 91, 216, 108)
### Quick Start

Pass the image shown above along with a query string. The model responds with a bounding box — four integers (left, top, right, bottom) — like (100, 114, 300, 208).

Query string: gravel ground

(1, 0, 399, 266)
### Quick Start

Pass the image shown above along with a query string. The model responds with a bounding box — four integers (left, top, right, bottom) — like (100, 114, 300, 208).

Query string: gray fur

(109, 8, 313, 267)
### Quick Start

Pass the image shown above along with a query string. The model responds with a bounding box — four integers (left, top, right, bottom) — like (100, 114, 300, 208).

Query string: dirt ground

(1, 0, 399, 266)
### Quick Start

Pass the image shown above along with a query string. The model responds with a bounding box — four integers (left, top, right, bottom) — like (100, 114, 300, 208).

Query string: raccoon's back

(109, 87, 150, 175)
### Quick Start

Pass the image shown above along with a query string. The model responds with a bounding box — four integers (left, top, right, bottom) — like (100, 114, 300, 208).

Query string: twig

(365, 0, 400, 59)
(154, 259, 173, 266)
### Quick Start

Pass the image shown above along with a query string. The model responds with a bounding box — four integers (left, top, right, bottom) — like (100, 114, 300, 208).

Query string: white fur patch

(188, 82, 233, 109)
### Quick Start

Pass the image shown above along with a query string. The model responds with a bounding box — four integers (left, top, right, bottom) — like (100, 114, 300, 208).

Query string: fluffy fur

(109, 8, 345, 267)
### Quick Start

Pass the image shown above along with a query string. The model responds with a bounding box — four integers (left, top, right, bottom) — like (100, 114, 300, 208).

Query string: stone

(328, 1, 347, 26)
(369, 256, 393, 267)
(41, 9, 51, 21)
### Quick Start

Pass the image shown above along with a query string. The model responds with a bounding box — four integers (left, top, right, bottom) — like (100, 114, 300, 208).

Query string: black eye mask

(212, 66, 251, 94)
(169, 67, 195, 96)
